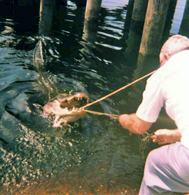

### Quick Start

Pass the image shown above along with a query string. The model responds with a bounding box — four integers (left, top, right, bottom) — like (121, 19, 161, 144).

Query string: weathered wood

(163, 0, 177, 42)
(18, 0, 28, 6)
(122, 0, 134, 35)
(139, 0, 171, 55)
(123, 0, 148, 38)
(132, 0, 148, 21)
(16, 0, 37, 6)
(126, 53, 159, 111)
(179, 0, 189, 37)
(39, 0, 54, 35)
(123, 0, 148, 65)
(85, 0, 102, 21)
(82, 19, 98, 42)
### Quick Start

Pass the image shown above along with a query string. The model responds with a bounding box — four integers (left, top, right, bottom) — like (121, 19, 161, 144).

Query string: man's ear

(160, 52, 170, 67)
(164, 53, 170, 61)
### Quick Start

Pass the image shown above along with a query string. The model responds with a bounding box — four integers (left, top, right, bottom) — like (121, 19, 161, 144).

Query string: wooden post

(39, 0, 54, 35)
(83, 0, 102, 41)
(85, 0, 102, 21)
(122, 0, 135, 37)
(179, 0, 189, 37)
(123, 0, 148, 39)
(139, 0, 171, 55)
(17, 0, 28, 6)
(131, 0, 148, 23)
(125, 53, 159, 112)
(82, 19, 98, 42)
(123, 0, 148, 66)
(163, 0, 177, 42)
(17, 0, 36, 6)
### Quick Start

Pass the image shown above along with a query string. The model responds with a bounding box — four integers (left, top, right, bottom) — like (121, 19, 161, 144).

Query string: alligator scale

(43, 92, 89, 127)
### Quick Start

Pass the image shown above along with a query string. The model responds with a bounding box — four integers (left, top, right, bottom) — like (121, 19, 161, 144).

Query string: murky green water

(0, 0, 187, 194)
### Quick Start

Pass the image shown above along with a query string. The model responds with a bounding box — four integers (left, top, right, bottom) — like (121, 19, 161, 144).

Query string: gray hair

(160, 35, 189, 56)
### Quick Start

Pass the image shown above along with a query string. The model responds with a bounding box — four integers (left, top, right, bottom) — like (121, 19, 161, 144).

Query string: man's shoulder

(150, 50, 189, 82)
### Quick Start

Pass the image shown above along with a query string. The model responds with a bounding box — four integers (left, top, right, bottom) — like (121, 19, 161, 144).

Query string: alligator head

(43, 92, 89, 127)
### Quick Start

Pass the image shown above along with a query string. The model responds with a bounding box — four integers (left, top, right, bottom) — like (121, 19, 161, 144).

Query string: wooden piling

(39, 0, 54, 35)
(163, 0, 177, 42)
(82, 19, 98, 42)
(131, 0, 148, 23)
(123, 0, 148, 65)
(84, 0, 102, 21)
(179, 0, 189, 37)
(123, 0, 148, 39)
(17, 0, 28, 6)
(139, 0, 171, 55)
(126, 53, 159, 111)
(122, 0, 134, 36)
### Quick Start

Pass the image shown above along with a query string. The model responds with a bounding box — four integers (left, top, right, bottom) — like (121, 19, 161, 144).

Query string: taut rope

(84, 109, 119, 119)
(80, 70, 156, 115)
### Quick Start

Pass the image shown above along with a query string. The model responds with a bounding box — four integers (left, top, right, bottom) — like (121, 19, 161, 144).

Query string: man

(119, 35, 189, 194)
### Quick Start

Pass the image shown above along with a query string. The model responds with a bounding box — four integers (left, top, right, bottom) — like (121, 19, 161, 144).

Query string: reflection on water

(171, 0, 187, 34)
(0, 0, 187, 194)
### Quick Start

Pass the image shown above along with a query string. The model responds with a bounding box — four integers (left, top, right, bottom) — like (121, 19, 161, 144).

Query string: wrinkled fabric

(136, 50, 189, 149)
(139, 142, 189, 195)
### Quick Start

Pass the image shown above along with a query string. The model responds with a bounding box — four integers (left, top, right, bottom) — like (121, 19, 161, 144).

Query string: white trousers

(139, 142, 189, 195)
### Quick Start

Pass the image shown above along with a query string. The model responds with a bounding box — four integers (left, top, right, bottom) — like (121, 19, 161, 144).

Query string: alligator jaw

(58, 92, 89, 110)
(43, 92, 90, 126)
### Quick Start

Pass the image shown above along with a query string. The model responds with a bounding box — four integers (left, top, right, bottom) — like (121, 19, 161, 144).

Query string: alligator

(43, 92, 89, 127)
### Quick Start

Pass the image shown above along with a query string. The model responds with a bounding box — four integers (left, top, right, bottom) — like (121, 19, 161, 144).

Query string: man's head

(159, 35, 189, 66)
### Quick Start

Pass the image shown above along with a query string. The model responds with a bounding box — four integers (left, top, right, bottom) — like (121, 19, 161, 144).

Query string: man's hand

(151, 129, 181, 145)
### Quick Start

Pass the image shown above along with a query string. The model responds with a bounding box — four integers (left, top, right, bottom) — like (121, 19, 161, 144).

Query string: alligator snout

(43, 92, 89, 127)
(57, 92, 89, 110)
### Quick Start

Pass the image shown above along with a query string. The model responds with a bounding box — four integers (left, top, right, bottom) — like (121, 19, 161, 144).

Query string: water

(171, 0, 187, 34)
(0, 0, 187, 194)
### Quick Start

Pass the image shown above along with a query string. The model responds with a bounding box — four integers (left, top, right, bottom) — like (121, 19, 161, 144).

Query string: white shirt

(136, 50, 189, 149)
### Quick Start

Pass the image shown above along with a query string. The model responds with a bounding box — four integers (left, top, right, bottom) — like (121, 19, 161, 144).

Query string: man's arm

(119, 113, 153, 134)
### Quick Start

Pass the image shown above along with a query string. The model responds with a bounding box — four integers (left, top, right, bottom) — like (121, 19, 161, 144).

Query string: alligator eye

(56, 93, 68, 101)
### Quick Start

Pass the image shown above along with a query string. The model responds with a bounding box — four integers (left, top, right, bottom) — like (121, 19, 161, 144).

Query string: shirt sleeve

(136, 74, 164, 123)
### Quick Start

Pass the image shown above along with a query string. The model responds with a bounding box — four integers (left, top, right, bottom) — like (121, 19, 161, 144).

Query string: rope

(84, 109, 119, 120)
(80, 70, 156, 110)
